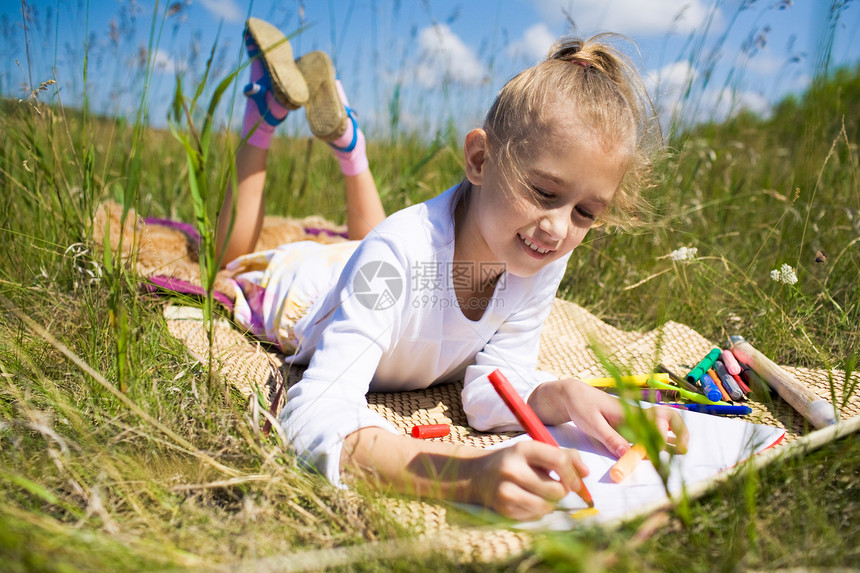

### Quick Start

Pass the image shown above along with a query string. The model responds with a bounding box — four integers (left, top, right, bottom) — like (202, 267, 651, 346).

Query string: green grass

(2, 9, 860, 573)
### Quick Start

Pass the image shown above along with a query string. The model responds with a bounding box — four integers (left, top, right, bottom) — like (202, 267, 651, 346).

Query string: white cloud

(645, 60, 770, 126)
(507, 23, 558, 62)
(786, 72, 812, 95)
(645, 60, 696, 102)
(700, 87, 769, 120)
(414, 24, 487, 87)
(532, 0, 713, 35)
(198, 0, 242, 23)
(152, 49, 188, 75)
(743, 53, 782, 75)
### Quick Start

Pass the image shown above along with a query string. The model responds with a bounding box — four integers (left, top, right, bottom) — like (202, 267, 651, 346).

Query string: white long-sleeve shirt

(275, 184, 570, 485)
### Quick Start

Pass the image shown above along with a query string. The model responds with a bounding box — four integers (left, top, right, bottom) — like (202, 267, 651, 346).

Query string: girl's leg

(344, 170, 385, 241)
(297, 53, 386, 240)
(217, 19, 307, 266)
(216, 144, 268, 266)
(332, 81, 385, 240)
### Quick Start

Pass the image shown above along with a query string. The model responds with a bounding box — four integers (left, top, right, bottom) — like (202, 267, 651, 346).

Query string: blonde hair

(479, 34, 663, 229)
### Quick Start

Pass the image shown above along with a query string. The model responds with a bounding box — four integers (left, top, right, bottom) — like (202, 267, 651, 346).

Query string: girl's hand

(529, 379, 689, 458)
(644, 403, 689, 454)
(466, 440, 590, 520)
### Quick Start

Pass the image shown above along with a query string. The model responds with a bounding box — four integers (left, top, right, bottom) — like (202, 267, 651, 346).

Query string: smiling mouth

(518, 234, 553, 254)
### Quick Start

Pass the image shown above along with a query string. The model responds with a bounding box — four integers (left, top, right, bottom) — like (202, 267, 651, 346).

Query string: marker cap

(720, 349, 741, 375)
(411, 424, 450, 439)
(699, 373, 724, 402)
(609, 444, 647, 483)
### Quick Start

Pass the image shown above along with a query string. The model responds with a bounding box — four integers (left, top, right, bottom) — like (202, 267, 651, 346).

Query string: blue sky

(2, 1, 859, 138)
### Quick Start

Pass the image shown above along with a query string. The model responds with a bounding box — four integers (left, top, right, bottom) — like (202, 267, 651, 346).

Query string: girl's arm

(216, 144, 269, 267)
(341, 426, 590, 520)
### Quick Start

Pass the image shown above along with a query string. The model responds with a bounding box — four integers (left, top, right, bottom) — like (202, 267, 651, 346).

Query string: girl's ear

(463, 129, 488, 186)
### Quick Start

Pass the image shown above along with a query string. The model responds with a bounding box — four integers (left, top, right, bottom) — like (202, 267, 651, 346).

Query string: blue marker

(666, 404, 752, 416)
(698, 372, 723, 402)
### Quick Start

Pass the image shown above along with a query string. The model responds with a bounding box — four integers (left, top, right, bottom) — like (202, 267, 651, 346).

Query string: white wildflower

(669, 246, 698, 263)
(770, 263, 798, 285)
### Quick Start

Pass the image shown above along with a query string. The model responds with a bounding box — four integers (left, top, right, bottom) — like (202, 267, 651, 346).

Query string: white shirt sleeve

(460, 262, 566, 431)
(280, 237, 411, 487)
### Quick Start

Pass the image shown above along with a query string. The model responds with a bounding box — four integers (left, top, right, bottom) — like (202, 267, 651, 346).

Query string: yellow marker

(570, 507, 600, 520)
(584, 373, 670, 388)
(609, 444, 647, 483)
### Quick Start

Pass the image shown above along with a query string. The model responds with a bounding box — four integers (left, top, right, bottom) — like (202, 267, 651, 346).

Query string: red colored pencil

(488, 369, 594, 508)
(732, 373, 751, 395)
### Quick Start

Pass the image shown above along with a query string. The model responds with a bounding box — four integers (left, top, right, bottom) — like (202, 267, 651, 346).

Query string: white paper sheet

(489, 408, 785, 529)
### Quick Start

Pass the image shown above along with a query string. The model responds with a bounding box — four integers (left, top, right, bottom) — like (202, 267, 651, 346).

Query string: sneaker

(296, 51, 348, 142)
(244, 17, 309, 110)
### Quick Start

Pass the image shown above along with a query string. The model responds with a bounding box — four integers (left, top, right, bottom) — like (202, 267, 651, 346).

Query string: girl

(218, 18, 688, 520)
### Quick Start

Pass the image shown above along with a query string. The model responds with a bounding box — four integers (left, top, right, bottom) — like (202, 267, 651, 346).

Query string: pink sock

(241, 51, 289, 149)
(330, 80, 369, 176)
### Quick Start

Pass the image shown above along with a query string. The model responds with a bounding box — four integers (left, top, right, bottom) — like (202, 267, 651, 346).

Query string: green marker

(685, 348, 722, 384)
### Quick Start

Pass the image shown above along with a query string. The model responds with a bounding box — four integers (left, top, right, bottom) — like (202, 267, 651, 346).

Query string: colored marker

(685, 348, 722, 384)
(584, 374, 670, 387)
(570, 507, 600, 520)
(488, 369, 594, 508)
(655, 389, 679, 401)
(411, 424, 450, 439)
(606, 388, 662, 402)
(657, 364, 702, 395)
(698, 372, 723, 402)
(645, 377, 728, 405)
(708, 368, 732, 402)
(666, 404, 752, 416)
(657, 363, 714, 401)
(713, 360, 744, 401)
(610, 443, 647, 483)
(732, 373, 751, 395)
(720, 349, 742, 375)
(739, 362, 770, 396)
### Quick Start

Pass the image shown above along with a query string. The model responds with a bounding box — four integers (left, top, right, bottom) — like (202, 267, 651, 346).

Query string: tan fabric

(92, 202, 347, 298)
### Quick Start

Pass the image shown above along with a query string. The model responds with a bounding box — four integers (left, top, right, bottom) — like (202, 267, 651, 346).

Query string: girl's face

(460, 122, 628, 280)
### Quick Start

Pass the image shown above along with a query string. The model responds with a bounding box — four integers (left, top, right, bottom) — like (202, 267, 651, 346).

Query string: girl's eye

(575, 206, 596, 221)
(532, 187, 555, 200)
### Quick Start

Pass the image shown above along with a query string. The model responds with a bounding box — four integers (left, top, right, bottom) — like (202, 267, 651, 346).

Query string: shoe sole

(296, 51, 348, 142)
(245, 17, 308, 109)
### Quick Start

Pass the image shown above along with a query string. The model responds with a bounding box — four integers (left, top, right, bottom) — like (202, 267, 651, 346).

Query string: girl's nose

(538, 207, 569, 241)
